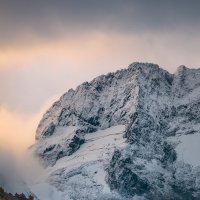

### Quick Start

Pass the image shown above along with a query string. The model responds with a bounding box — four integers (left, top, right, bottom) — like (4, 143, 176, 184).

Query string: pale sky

(0, 0, 200, 153)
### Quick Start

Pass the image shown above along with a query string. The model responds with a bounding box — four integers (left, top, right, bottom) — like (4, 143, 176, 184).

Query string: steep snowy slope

(30, 62, 200, 200)
(30, 126, 126, 200)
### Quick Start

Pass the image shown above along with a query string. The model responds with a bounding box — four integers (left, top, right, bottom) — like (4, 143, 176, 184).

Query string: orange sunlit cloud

(0, 96, 58, 154)
(0, 106, 37, 154)
(0, 32, 136, 71)
(1, 31, 200, 73)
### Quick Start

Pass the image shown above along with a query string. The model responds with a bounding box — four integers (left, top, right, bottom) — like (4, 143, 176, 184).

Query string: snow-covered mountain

(29, 62, 200, 199)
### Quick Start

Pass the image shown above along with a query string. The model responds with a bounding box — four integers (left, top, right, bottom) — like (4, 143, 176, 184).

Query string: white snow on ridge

(40, 126, 77, 144)
(50, 125, 126, 172)
(29, 125, 126, 200)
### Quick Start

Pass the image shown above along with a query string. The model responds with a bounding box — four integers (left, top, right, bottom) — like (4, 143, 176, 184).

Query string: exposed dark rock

(41, 122, 55, 138)
(36, 130, 85, 166)
(107, 150, 150, 197)
(0, 187, 34, 200)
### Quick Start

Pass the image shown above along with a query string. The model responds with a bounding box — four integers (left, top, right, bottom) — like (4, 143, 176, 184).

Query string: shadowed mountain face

(29, 63, 200, 199)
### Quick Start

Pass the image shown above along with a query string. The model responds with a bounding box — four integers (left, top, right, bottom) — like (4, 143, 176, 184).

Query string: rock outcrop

(0, 187, 34, 200)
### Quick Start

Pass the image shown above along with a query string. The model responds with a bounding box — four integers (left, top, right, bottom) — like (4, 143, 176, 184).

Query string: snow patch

(175, 133, 200, 167)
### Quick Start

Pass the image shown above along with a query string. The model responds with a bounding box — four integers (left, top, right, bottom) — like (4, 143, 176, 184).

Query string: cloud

(0, 96, 58, 154)
(0, 0, 200, 46)
(0, 31, 200, 114)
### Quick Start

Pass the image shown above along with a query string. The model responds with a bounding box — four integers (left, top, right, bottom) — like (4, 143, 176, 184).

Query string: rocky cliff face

(30, 63, 200, 200)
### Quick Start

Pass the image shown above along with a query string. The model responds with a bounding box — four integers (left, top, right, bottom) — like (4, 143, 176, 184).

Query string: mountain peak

(128, 61, 160, 69)
(35, 62, 171, 141)
(30, 62, 200, 200)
